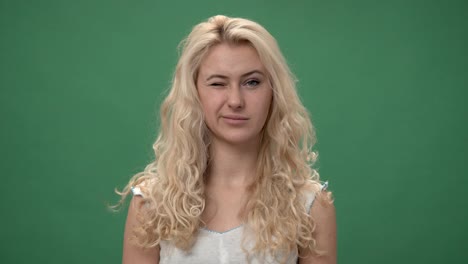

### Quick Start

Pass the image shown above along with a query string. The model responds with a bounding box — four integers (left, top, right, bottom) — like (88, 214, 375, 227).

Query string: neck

(206, 138, 261, 188)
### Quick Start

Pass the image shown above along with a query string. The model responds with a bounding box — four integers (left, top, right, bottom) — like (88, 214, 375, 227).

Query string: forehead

(198, 43, 266, 77)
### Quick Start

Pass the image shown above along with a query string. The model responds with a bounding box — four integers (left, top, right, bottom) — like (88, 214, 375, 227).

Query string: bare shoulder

(311, 192, 336, 235)
(299, 184, 337, 264)
(311, 188, 335, 220)
(122, 195, 160, 264)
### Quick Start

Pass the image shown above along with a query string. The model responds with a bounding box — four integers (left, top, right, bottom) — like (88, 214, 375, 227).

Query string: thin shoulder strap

(131, 186, 144, 197)
(321, 181, 329, 191)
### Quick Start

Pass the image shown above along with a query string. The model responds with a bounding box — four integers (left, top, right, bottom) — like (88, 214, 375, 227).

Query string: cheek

(259, 91, 273, 117)
(199, 98, 218, 122)
(261, 102, 272, 123)
(198, 91, 211, 113)
(200, 91, 224, 112)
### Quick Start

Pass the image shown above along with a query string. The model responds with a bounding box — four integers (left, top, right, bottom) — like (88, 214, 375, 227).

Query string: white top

(131, 182, 328, 264)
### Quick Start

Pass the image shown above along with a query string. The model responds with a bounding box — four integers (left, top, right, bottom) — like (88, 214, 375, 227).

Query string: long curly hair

(116, 15, 328, 261)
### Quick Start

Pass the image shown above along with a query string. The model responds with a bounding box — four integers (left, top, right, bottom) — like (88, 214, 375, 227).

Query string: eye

(244, 79, 260, 88)
(210, 83, 225, 87)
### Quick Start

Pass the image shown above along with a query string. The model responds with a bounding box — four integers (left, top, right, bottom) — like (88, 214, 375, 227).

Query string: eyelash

(244, 79, 260, 87)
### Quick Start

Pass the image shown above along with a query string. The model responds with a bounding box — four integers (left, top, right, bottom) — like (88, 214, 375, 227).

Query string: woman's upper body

(124, 182, 334, 264)
(120, 15, 336, 264)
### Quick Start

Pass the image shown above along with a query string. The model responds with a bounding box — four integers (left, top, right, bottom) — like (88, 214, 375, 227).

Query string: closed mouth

(222, 115, 249, 120)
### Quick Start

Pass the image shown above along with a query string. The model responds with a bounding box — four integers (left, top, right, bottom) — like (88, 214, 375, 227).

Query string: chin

(218, 134, 261, 146)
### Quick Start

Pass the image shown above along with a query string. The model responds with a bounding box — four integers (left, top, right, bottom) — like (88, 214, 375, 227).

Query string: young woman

(118, 15, 336, 264)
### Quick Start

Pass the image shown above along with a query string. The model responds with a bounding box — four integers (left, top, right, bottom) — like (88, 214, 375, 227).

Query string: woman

(118, 15, 336, 264)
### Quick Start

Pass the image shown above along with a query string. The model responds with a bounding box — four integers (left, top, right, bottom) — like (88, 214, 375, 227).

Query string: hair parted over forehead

(179, 15, 284, 81)
(116, 15, 327, 262)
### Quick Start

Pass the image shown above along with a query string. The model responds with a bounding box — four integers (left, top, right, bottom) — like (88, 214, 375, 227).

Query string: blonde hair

(116, 15, 330, 261)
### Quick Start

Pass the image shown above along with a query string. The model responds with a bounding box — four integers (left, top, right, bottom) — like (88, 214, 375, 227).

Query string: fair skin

(298, 193, 337, 264)
(196, 43, 273, 232)
(122, 42, 336, 263)
(122, 196, 159, 264)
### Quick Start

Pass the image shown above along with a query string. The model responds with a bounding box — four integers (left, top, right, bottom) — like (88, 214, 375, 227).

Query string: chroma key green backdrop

(1, 0, 467, 263)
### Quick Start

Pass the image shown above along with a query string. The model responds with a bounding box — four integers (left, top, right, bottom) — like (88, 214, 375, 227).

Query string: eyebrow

(205, 70, 265, 81)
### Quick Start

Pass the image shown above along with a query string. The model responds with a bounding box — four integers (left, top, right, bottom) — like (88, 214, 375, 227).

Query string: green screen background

(1, 0, 467, 263)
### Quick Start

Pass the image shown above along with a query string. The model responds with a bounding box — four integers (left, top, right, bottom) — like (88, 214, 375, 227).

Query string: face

(196, 43, 273, 146)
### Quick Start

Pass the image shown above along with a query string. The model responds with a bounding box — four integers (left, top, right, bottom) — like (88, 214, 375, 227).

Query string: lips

(221, 114, 249, 125)
(222, 114, 249, 120)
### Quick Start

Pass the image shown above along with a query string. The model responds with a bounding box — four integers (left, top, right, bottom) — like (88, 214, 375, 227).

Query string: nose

(227, 86, 244, 109)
